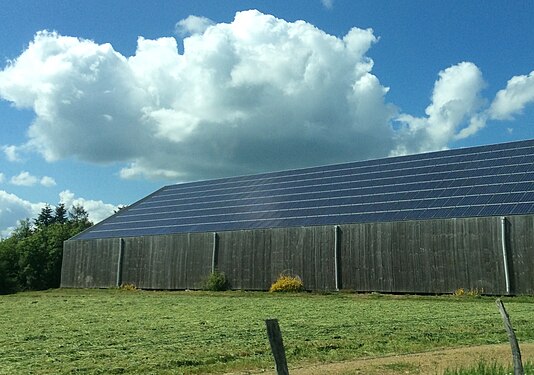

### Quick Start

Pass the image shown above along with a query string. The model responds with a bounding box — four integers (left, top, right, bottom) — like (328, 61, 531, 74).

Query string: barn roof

(73, 139, 534, 240)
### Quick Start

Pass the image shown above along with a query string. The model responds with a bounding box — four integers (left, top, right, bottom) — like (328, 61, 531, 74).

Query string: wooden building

(61, 140, 534, 295)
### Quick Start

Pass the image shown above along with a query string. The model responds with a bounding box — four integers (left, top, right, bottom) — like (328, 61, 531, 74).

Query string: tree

(17, 230, 49, 290)
(69, 204, 89, 223)
(35, 204, 54, 229)
(0, 203, 93, 292)
(54, 203, 68, 224)
(68, 204, 92, 234)
(0, 237, 19, 294)
(11, 218, 32, 239)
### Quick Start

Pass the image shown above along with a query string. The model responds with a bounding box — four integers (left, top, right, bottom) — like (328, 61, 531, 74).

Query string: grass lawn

(0, 289, 533, 374)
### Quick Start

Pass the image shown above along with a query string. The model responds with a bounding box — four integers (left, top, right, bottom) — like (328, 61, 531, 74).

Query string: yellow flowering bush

(269, 274, 304, 293)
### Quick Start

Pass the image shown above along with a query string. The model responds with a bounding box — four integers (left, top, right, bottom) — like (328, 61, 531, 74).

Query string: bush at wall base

(269, 274, 305, 293)
(203, 271, 230, 291)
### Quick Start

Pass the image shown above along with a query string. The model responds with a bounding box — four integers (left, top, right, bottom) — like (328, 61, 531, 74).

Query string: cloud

(0, 173, 4, 184)
(321, 0, 334, 9)
(40, 176, 56, 187)
(392, 62, 486, 155)
(9, 171, 56, 187)
(489, 71, 534, 120)
(3, 145, 22, 162)
(0, 190, 43, 237)
(10, 171, 39, 186)
(175, 15, 214, 36)
(0, 10, 533, 183)
(0, 10, 395, 181)
(59, 190, 118, 223)
(0, 189, 118, 236)
(0, 31, 149, 164)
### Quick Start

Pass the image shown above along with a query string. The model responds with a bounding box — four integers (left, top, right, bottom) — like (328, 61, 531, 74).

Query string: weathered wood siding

(217, 229, 271, 290)
(61, 238, 119, 288)
(217, 226, 335, 290)
(120, 233, 213, 289)
(339, 217, 504, 294)
(508, 215, 534, 294)
(61, 215, 534, 294)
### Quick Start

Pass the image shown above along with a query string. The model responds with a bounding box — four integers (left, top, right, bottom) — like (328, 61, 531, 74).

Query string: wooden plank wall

(60, 238, 119, 288)
(217, 226, 335, 291)
(508, 215, 534, 294)
(61, 215, 534, 294)
(120, 233, 213, 289)
(339, 217, 504, 294)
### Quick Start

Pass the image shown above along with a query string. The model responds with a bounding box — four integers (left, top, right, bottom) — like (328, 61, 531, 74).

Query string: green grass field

(0, 289, 533, 374)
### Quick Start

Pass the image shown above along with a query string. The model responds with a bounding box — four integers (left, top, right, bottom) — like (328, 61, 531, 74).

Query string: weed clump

(453, 287, 483, 297)
(269, 274, 304, 293)
(119, 283, 138, 291)
(203, 270, 230, 291)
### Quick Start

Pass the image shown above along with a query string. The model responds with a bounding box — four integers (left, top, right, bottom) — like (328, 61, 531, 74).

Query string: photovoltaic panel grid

(74, 139, 534, 240)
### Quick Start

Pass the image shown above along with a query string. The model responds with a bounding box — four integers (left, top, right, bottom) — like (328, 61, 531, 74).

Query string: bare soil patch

(235, 343, 534, 375)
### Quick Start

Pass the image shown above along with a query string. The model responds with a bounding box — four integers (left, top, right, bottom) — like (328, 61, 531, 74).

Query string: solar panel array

(74, 139, 534, 240)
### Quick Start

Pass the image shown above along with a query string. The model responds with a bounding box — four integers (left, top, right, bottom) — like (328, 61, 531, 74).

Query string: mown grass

(444, 361, 534, 374)
(0, 289, 533, 374)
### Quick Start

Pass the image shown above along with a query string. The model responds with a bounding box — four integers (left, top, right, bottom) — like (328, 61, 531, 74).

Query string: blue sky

(1, 0, 533, 235)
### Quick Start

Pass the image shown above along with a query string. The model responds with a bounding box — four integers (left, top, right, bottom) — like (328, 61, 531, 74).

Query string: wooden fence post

(265, 319, 289, 375)
(496, 299, 524, 375)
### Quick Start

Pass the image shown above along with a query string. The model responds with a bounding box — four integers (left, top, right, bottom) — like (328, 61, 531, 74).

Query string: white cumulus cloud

(10, 171, 39, 186)
(489, 70, 534, 120)
(40, 176, 56, 187)
(175, 15, 214, 36)
(9, 171, 56, 187)
(59, 190, 118, 223)
(392, 62, 486, 155)
(0, 190, 44, 237)
(0, 10, 532, 183)
(0, 189, 119, 236)
(3, 145, 22, 162)
(0, 10, 397, 181)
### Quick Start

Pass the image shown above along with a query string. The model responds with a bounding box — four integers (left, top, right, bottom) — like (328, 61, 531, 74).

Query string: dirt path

(291, 343, 534, 374)
(231, 343, 534, 375)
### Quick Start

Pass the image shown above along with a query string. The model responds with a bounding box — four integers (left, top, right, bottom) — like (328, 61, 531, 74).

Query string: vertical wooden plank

(188, 232, 214, 289)
(509, 215, 534, 294)
(60, 241, 74, 287)
(264, 229, 272, 290)
(218, 230, 241, 290)
(251, 230, 266, 290)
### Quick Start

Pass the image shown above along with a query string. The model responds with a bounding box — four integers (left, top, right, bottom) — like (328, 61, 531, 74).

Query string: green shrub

(203, 271, 230, 291)
(269, 274, 304, 293)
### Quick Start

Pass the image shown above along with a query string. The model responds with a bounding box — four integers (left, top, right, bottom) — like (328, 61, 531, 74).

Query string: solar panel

(73, 139, 534, 240)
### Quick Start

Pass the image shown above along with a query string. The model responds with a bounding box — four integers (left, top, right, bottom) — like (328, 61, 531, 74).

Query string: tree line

(0, 204, 92, 294)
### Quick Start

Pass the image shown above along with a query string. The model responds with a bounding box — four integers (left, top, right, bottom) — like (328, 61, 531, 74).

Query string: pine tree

(34, 205, 54, 229)
(69, 204, 90, 225)
(54, 203, 68, 224)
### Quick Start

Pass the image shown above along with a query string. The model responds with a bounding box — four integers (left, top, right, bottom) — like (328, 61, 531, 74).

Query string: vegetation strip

(1, 290, 533, 374)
